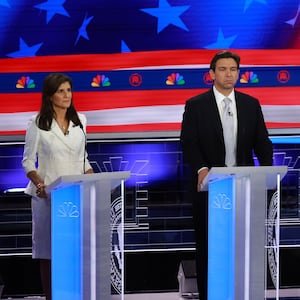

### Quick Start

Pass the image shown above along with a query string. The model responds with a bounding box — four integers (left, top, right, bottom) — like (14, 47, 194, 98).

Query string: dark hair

(209, 50, 240, 71)
(36, 73, 82, 130)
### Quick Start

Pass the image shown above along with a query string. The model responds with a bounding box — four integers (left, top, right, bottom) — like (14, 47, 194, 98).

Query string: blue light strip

(270, 136, 300, 144)
(208, 177, 235, 300)
(52, 184, 82, 300)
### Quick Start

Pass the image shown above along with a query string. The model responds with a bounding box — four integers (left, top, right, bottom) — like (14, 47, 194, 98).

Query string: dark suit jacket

(180, 88, 273, 178)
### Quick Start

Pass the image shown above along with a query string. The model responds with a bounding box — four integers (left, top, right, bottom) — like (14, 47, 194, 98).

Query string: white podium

(202, 166, 287, 300)
(46, 171, 130, 300)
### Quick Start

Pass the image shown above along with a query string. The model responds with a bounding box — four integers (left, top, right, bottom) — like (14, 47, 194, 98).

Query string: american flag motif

(0, 1, 300, 136)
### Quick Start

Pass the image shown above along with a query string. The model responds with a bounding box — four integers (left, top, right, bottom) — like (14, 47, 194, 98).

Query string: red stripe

(266, 122, 300, 128)
(0, 49, 300, 73)
(0, 124, 181, 136)
(235, 86, 300, 105)
(88, 122, 300, 133)
(0, 93, 40, 113)
(83, 86, 300, 108)
(1, 86, 300, 113)
(0, 130, 26, 135)
(1, 121, 300, 137)
(87, 123, 181, 133)
(75, 90, 198, 111)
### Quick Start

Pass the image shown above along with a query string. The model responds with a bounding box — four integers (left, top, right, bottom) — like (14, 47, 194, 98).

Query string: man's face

(209, 58, 239, 95)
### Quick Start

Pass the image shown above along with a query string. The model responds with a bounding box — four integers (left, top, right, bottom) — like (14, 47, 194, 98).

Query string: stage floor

(3, 289, 300, 300)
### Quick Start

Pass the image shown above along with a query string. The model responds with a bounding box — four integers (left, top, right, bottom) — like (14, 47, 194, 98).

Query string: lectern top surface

(46, 171, 130, 193)
(202, 166, 287, 191)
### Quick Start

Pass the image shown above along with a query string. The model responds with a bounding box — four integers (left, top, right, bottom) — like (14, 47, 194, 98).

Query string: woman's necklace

(56, 119, 69, 135)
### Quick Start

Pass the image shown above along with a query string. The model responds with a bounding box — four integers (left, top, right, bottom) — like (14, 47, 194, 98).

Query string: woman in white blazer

(22, 73, 94, 300)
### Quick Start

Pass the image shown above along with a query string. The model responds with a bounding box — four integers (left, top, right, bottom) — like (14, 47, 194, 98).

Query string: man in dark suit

(180, 50, 273, 300)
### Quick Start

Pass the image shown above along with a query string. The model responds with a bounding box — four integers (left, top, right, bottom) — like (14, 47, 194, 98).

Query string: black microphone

(73, 123, 87, 173)
(79, 123, 87, 174)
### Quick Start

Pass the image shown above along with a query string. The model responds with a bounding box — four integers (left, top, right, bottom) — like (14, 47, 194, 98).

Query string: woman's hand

(85, 168, 94, 174)
(36, 182, 47, 198)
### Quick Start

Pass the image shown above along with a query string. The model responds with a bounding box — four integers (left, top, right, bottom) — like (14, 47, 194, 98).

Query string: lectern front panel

(208, 177, 235, 300)
(52, 184, 82, 300)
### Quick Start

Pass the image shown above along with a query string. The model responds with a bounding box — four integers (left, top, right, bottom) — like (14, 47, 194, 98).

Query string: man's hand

(197, 168, 209, 192)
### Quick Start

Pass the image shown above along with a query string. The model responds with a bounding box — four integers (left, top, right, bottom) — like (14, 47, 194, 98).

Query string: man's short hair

(209, 50, 240, 71)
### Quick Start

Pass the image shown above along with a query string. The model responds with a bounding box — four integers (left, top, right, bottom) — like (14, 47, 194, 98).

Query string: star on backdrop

(140, 0, 190, 33)
(6, 38, 43, 58)
(286, 3, 300, 26)
(75, 14, 94, 45)
(121, 41, 131, 53)
(34, 0, 70, 24)
(204, 29, 237, 49)
(0, 0, 299, 58)
(243, 0, 268, 12)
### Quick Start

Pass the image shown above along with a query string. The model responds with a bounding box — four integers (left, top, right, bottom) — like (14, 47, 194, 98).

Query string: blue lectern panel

(51, 184, 82, 300)
(208, 177, 235, 300)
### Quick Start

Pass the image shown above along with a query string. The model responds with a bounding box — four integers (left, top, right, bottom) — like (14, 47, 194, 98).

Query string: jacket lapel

(51, 121, 75, 151)
(208, 90, 223, 142)
(235, 92, 243, 139)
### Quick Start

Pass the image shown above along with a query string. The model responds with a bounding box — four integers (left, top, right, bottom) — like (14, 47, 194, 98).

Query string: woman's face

(51, 81, 72, 110)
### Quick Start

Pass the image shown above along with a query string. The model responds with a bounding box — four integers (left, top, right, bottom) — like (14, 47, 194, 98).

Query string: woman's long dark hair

(36, 73, 82, 130)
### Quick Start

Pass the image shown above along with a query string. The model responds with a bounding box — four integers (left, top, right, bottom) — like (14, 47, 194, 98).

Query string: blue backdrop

(0, 0, 299, 58)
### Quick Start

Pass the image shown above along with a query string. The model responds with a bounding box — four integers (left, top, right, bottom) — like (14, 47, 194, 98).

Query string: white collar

(213, 86, 235, 106)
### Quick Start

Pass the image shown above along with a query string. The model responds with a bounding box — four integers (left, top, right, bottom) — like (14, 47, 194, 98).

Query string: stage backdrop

(0, 1, 300, 137)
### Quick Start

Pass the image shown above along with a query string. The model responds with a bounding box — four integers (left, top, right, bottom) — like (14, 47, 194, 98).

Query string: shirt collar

(213, 86, 235, 106)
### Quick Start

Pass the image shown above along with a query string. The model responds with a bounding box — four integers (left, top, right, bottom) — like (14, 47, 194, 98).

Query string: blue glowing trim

(270, 136, 300, 144)
(3, 187, 26, 193)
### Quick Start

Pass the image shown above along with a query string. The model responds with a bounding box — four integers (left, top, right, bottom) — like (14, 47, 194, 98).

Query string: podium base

(177, 260, 198, 299)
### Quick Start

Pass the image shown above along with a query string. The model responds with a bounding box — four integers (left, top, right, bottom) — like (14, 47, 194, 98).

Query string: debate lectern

(202, 166, 287, 300)
(46, 171, 130, 300)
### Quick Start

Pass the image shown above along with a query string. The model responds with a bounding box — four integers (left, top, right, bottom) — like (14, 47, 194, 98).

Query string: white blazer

(22, 113, 92, 197)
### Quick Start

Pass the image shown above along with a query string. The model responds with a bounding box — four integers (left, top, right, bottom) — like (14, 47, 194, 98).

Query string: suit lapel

(235, 92, 247, 144)
(208, 90, 223, 141)
(51, 120, 74, 151)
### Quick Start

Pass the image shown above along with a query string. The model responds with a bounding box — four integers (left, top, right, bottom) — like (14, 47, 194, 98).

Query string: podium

(202, 166, 287, 300)
(46, 171, 130, 300)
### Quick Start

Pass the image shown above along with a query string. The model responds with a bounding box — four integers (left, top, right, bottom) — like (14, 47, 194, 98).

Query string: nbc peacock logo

(91, 74, 111, 87)
(166, 72, 185, 85)
(239, 71, 259, 83)
(16, 76, 36, 88)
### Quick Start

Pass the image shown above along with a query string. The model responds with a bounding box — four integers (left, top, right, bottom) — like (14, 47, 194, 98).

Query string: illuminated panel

(52, 184, 82, 300)
(1, 50, 300, 137)
(208, 177, 235, 300)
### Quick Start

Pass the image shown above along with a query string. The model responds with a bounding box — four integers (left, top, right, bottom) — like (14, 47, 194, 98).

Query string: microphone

(228, 111, 233, 116)
(79, 123, 87, 174)
(73, 122, 87, 173)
